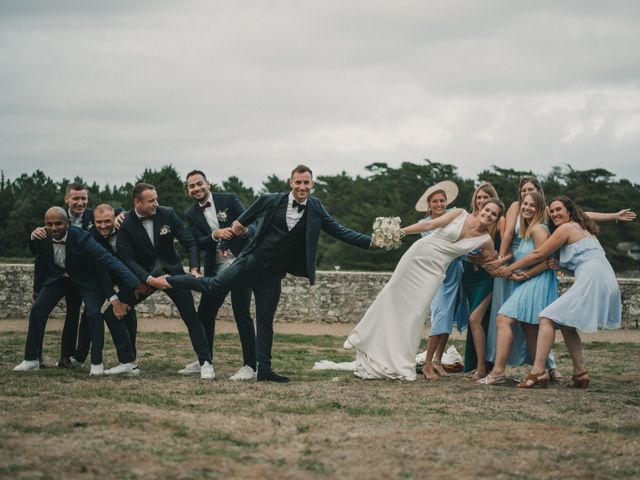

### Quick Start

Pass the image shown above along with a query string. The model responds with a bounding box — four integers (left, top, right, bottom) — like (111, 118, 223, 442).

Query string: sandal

(476, 373, 506, 386)
(465, 370, 485, 381)
(549, 368, 564, 382)
(567, 371, 589, 389)
(516, 371, 548, 389)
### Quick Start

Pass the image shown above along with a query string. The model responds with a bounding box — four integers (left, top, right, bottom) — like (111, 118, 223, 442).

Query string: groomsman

(30, 183, 94, 368)
(181, 170, 256, 380)
(102, 183, 214, 379)
(14, 207, 139, 375)
(169, 165, 373, 382)
(74, 204, 139, 373)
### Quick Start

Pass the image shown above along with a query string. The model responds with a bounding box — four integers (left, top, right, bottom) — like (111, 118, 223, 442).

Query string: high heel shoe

(516, 371, 548, 389)
(567, 371, 589, 389)
(548, 368, 563, 382)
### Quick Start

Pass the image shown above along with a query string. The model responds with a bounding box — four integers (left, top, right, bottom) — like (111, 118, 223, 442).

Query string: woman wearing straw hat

(414, 181, 468, 380)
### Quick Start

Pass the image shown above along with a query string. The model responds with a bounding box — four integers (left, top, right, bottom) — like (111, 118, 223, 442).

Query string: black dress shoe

(257, 368, 290, 383)
(56, 357, 72, 368)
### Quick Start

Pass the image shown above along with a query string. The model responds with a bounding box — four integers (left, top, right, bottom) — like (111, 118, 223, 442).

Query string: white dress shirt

(52, 233, 69, 277)
(199, 193, 221, 232)
(68, 211, 83, 228)
(286, 192, 307, 231)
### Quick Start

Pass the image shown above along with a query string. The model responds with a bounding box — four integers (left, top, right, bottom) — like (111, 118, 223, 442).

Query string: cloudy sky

(1, 0, 639, 190)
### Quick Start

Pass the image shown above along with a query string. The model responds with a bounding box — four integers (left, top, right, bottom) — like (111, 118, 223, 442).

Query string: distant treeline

(1, 161, 639, 271)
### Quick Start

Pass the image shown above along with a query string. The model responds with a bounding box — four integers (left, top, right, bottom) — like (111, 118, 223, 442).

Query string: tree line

(1, 161, 638, 271)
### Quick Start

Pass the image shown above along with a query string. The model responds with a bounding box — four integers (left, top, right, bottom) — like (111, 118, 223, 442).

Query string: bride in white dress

(346, 199, 503, 381)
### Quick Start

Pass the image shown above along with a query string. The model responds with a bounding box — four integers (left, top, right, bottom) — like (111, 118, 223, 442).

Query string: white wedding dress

(346, 210, 490, 380)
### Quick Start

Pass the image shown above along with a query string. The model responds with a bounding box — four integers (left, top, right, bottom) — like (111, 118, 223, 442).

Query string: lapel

(152, 209, 163, 248)
(261, 193, 288, 237)
(211, 193, 227, 227)
(192, 202, 212, 233)
(133, 212, 154, 251)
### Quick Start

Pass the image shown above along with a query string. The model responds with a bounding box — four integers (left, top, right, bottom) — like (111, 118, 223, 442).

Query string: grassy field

(1, 328, 639, 479)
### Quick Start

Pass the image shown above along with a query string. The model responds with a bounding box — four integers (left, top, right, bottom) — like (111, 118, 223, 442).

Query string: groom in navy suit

(168, 165, 373, 382)
(180, 170, 256, 379)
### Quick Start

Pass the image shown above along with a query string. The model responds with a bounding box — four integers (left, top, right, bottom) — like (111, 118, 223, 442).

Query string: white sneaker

(69, 357, 84, 370)
(229, 365, 257, 381)
(13, 359, 40, 372)
(200, 361, 215, 380)
(90, 364, 104, 376)
(178, 360, 200, 375)
(104, 363, 140, 376)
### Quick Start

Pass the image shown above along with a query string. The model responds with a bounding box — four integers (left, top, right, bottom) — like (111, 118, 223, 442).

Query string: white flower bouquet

(371, 216, 404, 251)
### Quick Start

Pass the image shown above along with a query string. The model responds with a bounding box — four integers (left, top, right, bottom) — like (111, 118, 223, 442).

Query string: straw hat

(415, 180, 459, 212)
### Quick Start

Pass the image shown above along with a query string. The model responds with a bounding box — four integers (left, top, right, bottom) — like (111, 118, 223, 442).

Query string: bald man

(14, 207, 139, 375)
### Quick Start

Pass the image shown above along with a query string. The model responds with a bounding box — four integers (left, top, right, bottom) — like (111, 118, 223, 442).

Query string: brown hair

(290, 164, 313, 179)
(132, 183, 156, 202)
(66, 182, 87, 194)
(94, 204, 115, 217)
(518, 176, 545, 203)
(549, 196, 599, 235)
(471, 183, 499, 214)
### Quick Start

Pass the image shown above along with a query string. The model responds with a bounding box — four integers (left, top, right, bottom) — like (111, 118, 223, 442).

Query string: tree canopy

(1, 161, 638, 271)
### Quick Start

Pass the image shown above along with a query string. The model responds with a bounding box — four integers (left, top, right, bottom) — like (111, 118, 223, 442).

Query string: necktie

(292, 200, 306, 213)
(198, 201, 211, 211)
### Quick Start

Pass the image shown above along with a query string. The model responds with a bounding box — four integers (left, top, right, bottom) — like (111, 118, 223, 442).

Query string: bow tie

(139, 215, 154, 221)
(292, 200, 306, 213)
(197, 201, 211, 211)
(52, 240, 65, 245)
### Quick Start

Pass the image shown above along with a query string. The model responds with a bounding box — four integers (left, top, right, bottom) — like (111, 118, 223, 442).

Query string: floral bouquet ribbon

(371, 216, 404, 251)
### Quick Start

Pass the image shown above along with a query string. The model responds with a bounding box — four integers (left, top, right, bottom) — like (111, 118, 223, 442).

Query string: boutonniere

(217, 209, 228, 224)
(159, 225, 171, 236)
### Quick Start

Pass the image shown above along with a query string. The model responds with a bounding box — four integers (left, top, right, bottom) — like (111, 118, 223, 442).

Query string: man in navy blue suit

(179, 170, 256, 380)
(103, 183, 214, 379)
(73, 204, 140, 374)
(30, 183, 120, 368)
(14, 207, 140, 375)
(168, 165, 373, 382)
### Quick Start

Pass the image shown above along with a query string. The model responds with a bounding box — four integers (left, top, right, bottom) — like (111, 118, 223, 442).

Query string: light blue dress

(539, 235, 621, 332)
(499, 225, 558, 324)
(486, 219, 557, 368)
(420, 216, 469, 336)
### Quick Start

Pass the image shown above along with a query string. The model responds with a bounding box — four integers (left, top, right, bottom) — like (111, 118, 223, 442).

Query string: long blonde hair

(471, 183, 499, 214)
(519, 191, 548, 240)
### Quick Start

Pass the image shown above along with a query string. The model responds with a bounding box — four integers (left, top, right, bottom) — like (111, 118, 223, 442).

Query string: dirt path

(1, 317, 638, 342)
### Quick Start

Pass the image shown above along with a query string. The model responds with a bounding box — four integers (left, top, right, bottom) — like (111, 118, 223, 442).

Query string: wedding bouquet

(371, 216, 404, 251)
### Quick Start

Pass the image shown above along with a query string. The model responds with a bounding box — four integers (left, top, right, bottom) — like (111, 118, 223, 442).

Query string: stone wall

(1, 265, 638, 328)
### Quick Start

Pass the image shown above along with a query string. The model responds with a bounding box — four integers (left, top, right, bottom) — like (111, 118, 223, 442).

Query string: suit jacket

(116, 206, 199, 281)
(33, 226, 139, 296)
(90, 227, 138, 300)
(231, 193, 371, 285)
(185, 193, 253, 276)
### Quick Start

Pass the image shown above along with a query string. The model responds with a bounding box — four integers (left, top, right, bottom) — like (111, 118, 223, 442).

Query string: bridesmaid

(415, 181, 469, 380)
(484, 177, 560, 379)
(478, 192, 558, 385)
(462, 182, 504, 380)
(501, 197, 623, 388)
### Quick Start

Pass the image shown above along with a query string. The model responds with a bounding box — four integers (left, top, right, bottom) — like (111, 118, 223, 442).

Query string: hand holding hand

(189, 268, 203, 278)
(231, 221, 247, 237)
(500, 266, 514, 279)
(213, 227, 234, 241)
(510, 272, 528, 282)
(546, 258, 559, 270)
(31, 226, 47, 240)
(148, 275, 172, 290)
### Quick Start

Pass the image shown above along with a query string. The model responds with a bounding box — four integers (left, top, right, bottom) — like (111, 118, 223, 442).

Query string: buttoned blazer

(227, 193, 371, 285)
(185, 193, 253, 276)
(116, 206, 199, 281)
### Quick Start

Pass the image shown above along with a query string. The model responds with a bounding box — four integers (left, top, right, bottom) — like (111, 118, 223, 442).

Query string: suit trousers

(169, 255, 282, 370)
(25, 278, 105, 365)
(60, 284, 83, 360)
(102, 285, 211, 365)
(198, 286, 256, 369)
(75, 308, 138, 364)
